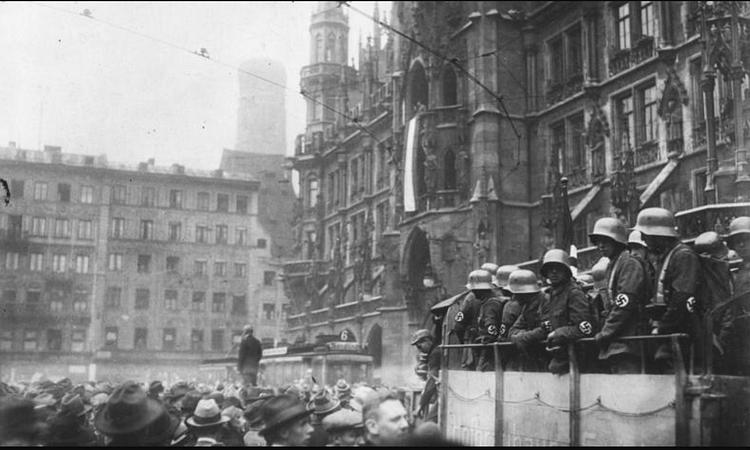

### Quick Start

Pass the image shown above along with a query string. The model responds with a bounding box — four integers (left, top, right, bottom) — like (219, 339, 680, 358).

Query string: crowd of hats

(0, 373, 386, 446)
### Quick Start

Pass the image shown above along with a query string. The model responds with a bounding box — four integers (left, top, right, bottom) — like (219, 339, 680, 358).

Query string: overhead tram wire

(28, 1, 396, 168)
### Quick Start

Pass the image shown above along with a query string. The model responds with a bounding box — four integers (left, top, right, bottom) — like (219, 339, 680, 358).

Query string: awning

(640, 159, 679, 206)
(571, 184, 602, 221)
(431, 290, 469, 312)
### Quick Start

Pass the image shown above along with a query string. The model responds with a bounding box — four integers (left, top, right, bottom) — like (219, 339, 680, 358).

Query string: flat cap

(321, 409, 364, 432)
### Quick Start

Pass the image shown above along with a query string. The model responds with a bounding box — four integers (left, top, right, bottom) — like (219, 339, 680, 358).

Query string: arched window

(443, 149, 457, 190)
(442, 67, 457, 106)
(307, 177, 318, 208)
(407, 63, 429, 119)
(326, 32, 336, 62)
(315, 34, 323, 63)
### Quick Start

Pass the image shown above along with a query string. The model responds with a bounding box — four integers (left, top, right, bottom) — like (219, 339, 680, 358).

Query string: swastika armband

(499, 324, 507, 336)
(579, 321, 593, 335)
(686, 297, 696, 313)
(541, 321, 552, 333)
(488, 325, 498, 336)
(455, 311, 465, 322)
(614, 293, 630, 308)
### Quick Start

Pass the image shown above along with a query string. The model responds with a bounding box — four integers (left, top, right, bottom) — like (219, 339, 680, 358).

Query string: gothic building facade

(283, 1, 750, 385)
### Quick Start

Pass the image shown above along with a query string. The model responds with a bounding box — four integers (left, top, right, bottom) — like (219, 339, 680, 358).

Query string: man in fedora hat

(186, 398, 242, 446)
(307, 388, 342, 446)
(258, 394, 314, 446)
(333, 379, 352, 409)
(322, 408, 365, 446)
(237, 325, 263, 388)
(45, 393, 97, 446)
(94, 380, 182, 446)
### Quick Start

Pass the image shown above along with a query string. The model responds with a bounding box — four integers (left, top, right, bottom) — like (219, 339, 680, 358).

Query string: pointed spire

(373, 2, 381, 50)
(470, 178, 482, 203)
(486, 175, 499, 202)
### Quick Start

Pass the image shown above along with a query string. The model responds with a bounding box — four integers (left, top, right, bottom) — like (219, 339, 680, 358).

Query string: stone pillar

(701, 72, 718, 203)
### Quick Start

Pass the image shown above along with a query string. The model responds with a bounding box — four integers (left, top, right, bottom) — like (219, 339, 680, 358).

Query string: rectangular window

(216, 225, 228, 244)
(135, 288, 150, 309)
(164, 290, 179, 310)
(54, 218, 71, 238)
(9, 215, 23, 235)
(47, 329, 63, 351)
(140, 220, 154, 240)
(57, 183, 71, 202)
(191, 291, 205, 311)
(10, 179, 24, 199)
(216, 194, 229, 212)
(197, 192, 210, 211)
(212, 292, 226, 313)
(194, 260, 207, 277)
(52, 254, 67, 273)
(550, 37, 564, 83)
(232, 295, 246, 314)
(134, 328, 147, 350)
(141, 187, 156, 207)
(214, 261, 226, 277)
(50, 295, 63, 313)
(616, 94, 635, 152)
(617, 3, 631, 49)
(108, 253, 123, 271)
(27, 290, 41, 303)
(166, 256, 180, 272)
(191, 329, 204, 351)
(106, 287, 122, 308)
(236, 228, 247, 246)
(34, 182, 48, 201)
(75, 255, 90, 274)
(256, 238, 267, 249)
(569, 114, 586, 171)
(71, 329, 86, 352)
(263, 303, 276, 320)
(2, 289, 16, 303)
(80, 185, 94, 203)
(5, 252, 19, 270)
(0, 330, 12, 351)
(30, 252, 44, 271)
(234, 262, 247, 278)
(110, 217, 125, 239)
(263, 271, 276, 286)
(566, 26, 582, 77)
(77, 220, 93, 240)
(31, 217, 47, 236)
(639, 84, 659, 144)
(169, 189, 182, 208)
(211, 329, 224, 351)
(168, 222, 182, 241)
(162, 328, 176, 351)
(196, 225, 209, 244)
(73, 290, 88, 312)
(105, 326, 119, 348)
(111, 185, 127, 204)
(137, 254, 151, 273)
(640, 1, 655, 38)
(23, 330, 38, 351)
(236, 195, 248, 214)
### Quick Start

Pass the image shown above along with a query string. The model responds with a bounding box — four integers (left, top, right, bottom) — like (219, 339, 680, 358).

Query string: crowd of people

(0, 372, 459, 447)
(441, 208, 750, 377)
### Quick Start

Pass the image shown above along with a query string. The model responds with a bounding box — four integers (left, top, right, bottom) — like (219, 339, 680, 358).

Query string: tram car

(432, 284, 750, 446)
(259, 340, 374, 388)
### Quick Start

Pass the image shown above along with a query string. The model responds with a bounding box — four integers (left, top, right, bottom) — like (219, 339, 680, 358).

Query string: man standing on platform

(237, 325, 262, 388)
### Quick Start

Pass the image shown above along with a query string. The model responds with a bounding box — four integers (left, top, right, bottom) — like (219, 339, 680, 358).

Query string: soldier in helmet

(507, 269, 550, 371)
(721, 216, 750, 376)
(628, 230, 656, 284)
(496, 265, 521, 342)
(589, 218, 651, 374)
(459, 269, 505, 371)
(634, 207, 701, 374)
(410, 329, 440, 423)
(480, 262, 501, 290)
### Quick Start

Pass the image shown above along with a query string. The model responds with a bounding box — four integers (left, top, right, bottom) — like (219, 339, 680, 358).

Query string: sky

(0, 1, 388, 169)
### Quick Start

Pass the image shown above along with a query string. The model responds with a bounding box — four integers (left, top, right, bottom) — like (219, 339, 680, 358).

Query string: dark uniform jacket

(508, 292, 548, 347)
(499, 298, 521, 341)
(652, 242, 700, 334)
(475, 295, 505, 342)
(597, 249, 650, 359)
(453, 292, 481, 344)
(544, 278, 595, 345)
(238, 334, 262, 374)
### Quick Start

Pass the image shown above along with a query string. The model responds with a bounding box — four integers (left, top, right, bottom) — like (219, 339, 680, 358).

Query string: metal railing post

(568, 343, 581, 447)
(494, 343, 504, 447)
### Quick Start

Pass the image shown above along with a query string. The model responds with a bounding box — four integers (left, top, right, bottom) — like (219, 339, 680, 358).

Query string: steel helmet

(480, 262, 499, 275)
(496, 265, 521, 289)
(465, 269, 494, 290)
(506, 269, 541, 294)
(694, 231, 729, 259)
(634, 207, 678, 237)
(627, 230, 647, 248)
(589, 217, 628, 246)
(728, 216, 750, 238)
(540, 249, 572, 278)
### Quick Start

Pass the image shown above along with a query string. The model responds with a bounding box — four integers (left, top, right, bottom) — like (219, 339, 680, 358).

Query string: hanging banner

(404, 116, 419, 212)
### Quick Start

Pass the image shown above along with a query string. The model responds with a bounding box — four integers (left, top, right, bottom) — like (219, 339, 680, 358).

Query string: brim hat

(307, 390, 341, 415)
(94, 381, 166, 435)
(334, 379, 351, 398)
(410, 329, 433, 345)
(60, 393, 92, 417)
(259, 395, 313, 437)
(186, 399, 231, 428)
(164, 381, 190, 400)
(322, 409, 364, 432)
